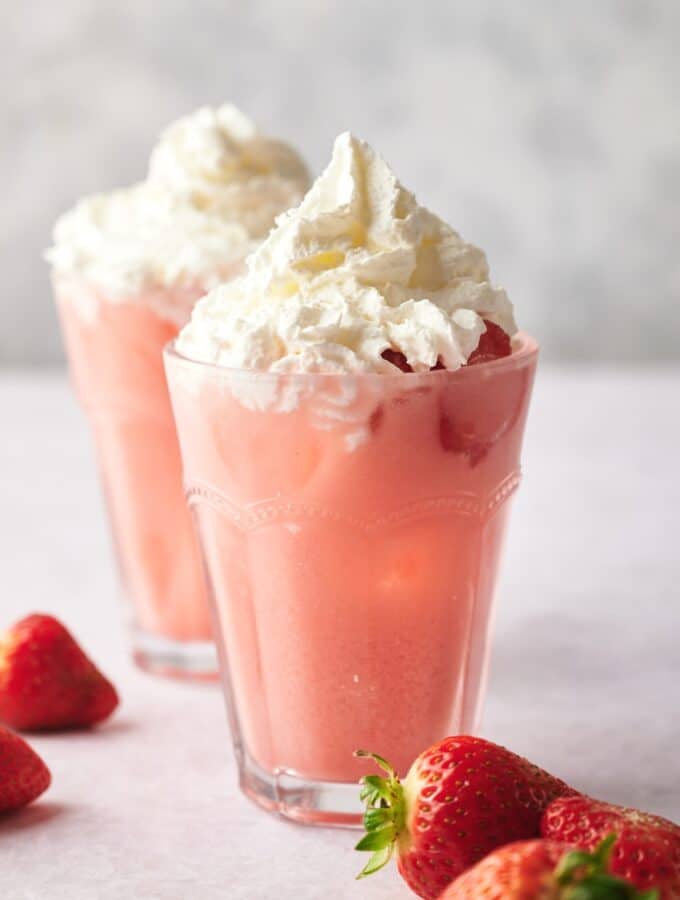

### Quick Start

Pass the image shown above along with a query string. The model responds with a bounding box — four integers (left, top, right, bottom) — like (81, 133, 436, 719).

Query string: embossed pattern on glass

(165, 336, 538, 823)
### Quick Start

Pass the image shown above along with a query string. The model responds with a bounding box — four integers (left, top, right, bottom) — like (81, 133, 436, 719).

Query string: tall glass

(55, 272, 239, 678)
(165, 335, 538, 821)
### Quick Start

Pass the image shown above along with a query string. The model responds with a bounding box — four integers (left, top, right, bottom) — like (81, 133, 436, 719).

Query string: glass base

(238, 751, 364, 828)
(132, 628, 219, 681)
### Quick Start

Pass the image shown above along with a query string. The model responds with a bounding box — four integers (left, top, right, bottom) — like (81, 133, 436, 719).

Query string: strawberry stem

(354, 750, 407, 880)
(556, 835, 659, 900)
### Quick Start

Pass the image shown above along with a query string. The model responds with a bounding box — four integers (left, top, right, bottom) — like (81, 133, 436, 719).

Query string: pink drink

(55, 277, 221, 677)
(47, 105, 310, 677)
(165, 335, 538, 821)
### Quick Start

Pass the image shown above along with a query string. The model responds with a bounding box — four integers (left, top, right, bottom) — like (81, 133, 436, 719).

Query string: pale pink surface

(56, 279, 212, 643)
(167, 339, 537, 781)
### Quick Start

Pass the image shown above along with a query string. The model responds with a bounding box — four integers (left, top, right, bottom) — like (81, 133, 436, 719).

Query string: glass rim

(164, 331, 539, 382)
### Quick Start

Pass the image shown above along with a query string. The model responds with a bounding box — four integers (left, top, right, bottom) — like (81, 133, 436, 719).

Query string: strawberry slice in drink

(467, 319, 512, 366)
(382, 320, 512, 374)
(438, 321, 512, 463)
(439, 413, 492, 467)
(381, 349, 413, 373)
(376, 324, 512, 442)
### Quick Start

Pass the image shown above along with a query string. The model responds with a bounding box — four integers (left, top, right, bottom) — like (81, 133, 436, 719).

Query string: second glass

(165, 335, 538, 823)
(55, 275, 233, 678)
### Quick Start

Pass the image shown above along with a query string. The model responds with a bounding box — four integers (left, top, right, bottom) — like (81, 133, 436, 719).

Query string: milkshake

(166, 133, 537, 817)
(48, 105, 309, 677)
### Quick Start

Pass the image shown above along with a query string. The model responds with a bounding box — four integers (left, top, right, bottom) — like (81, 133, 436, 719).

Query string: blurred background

(3, 0, 679, 366)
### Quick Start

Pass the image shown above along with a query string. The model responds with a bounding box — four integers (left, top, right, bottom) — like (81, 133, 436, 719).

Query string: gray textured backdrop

(3, 0, 679, 366)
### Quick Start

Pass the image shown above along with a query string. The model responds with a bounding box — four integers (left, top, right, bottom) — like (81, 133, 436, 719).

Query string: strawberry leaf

(355, 826, 395, 852)
(364, 807, 393, 829)
(356, 846, 394, 880)
(557, 836, 659, 900)
(354, 749, 408, 880)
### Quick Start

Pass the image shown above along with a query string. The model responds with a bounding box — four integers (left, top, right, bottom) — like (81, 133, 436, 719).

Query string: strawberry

(369, 404, 385, 434)
(0, 725, 51, 813)
(382, 349, 414, 372)
(467, 320, 512, 366)
(440, 835, 660, 899)
(381, 319, 511, 375)
(439, 412, 491, 466)
(355, 736, 577, 900)
(0, 614, 119, 731)
(542, 795, 680, 899)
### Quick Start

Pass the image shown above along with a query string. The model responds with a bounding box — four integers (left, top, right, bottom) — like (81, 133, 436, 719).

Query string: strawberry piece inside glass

(467, 320, 512, 366)
(380, 321, 511, 374)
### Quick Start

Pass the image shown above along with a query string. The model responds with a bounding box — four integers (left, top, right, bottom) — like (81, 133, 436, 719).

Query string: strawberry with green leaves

(542, 796, 680, 899)
(355, 735, 577, 900)
(440, 835, 660, 899)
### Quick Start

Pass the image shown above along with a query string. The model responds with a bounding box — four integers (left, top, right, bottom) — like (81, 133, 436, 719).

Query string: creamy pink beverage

(47, 106, 308, 677)
(167, 346, 536, 776)
(168, 133, 537, 821)
(55, 280, 220, 654)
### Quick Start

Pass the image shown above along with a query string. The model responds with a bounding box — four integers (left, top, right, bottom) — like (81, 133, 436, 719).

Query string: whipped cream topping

(177, 132, 516, 374)
(47, 105, 309, 302)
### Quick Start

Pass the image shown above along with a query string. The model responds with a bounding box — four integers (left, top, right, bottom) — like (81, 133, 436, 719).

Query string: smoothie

(47, 105, 309, 676)
(55, 280, 211, 644)
(168, 132, 536, 815)
(167, 346, 536, 779)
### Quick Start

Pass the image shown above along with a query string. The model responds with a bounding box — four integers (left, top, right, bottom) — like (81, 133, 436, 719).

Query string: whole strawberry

(542, 796, 680, 899)
(440, 835, 659, 899)
(0, 725, 51, 812)
(0, 614, 119, 731)
(355, 736, 577, 900)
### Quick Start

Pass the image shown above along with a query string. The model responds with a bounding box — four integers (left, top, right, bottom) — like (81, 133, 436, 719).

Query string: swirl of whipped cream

(47, 105, 309, 299)
(177, 132, 517, 373)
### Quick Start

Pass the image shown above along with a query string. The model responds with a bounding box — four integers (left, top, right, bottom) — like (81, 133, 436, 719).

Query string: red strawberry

(439, 412, 491, 466)
(355, 736, 577, 900)
(440, 835, 660, 899)
(381, 319, 511, 375)
(542, 795, 680, 899)
(0, 614, 119, 731)
(382, 349, 414, 372)
(467, 320, 512, 366)
(369, 404, 385, 434)
(0, 725, 51, 813)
